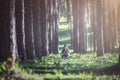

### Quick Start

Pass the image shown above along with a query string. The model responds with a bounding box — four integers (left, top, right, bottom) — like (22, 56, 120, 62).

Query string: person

(61, 45, 70, 58)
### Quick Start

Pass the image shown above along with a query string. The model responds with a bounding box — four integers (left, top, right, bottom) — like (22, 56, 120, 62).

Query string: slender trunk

(48, 0, 53, 53)
(109, 1, 117, 52)
(0, 0, 17, 69)
(0, 1, 10, 61)
(66, 0, 71, 29)
(103, 0, 107, 53)
(117, 1, 120, 63)
(40, 0, 49, 56)
(24, 0, 35, 59)
(49, 0, 59, 54)
(104, 0, 111, 52)
(89, 0, 97, 52)
(72, 0, 79, 53)
(9, 0, 17, 68)
(78, 0, 86, 53)
(102, 0, 108, 53)
(96, 0, 104, 56)
(54, 0, 59, 53)
(69, 0, 73, 49)
(15, 0, 26, 61)
(32, 0, 41, 58)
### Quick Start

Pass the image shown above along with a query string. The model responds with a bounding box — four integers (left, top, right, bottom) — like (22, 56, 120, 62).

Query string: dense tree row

(0, 0, 60, 68)
(64, 0, 120, 63)
(89, 0, 120, 56)
(0, 0, 17, 68)
(47, 0, 59, 54)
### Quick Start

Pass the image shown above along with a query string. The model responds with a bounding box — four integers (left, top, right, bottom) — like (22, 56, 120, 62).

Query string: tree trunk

(109, 1, 117, 52)
(48, 0, 53, 53)
(40, 0, 49, 56)
(15, 0, 26, 61)
(119, 54, 120, 63)
(72, 0, 79, 53)
(66, 0, 72, 29)
(0, 1, 10, 61)
(96, 0, 104, 56)
(53, 0, 59, 53)
(78, 0, 86, 53)
(9, 0, 17, 68)
(0, 0, 17, 69)
(32, 0, 42, 58)
(24, 0, 35, 59)
(117, 1, 120, 63)
(89, 0, 97, 52)
(104, 0, 111, 53)
(48, 0, 59, 54)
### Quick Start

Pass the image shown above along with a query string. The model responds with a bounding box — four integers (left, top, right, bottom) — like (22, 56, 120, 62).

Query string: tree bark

(48, 0, 54, 53)
(47, 0, 59, 54)
(89, 0, 97, 52)
(96, 0, 104, 56)
(0, 0, 17, 69)
(0, 1, 10, 61)
(24, 0, 35, 59)
(15, 0, 26, 61)
(117, 1, 120, 63)
(72, 0, 79, 53)
(53, 0, 59, 53)
(32, 0, 42, 58)
(79, 0, 87, 53)
(40, 0, 49, 56)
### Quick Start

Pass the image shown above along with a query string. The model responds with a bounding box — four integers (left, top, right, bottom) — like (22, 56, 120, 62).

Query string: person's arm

(62, 52, 65, 55)
(61, 50, 64, 55)
(67, 49, 70, 56)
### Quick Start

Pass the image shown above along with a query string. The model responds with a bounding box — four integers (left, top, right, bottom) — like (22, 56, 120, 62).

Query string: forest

(0, 0, 120, 80)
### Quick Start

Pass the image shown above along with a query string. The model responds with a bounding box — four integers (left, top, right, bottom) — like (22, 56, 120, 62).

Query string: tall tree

(66, 0, 72, 29)
(15, 0, 26, 61)
(117, 1, 120, 63)
(89, 0, 97, 52)
(47, 0, 54, 53)
(24, 0, 35, 59)
(0, 0, 17, 68)
(53, 0, 59, 53)
(40, 0, 49, 56)
(108, 0, 117, 52)
(47, 0, 59, 54)
(32, 0, 41, 58)
(78, 0, 87, 53)
(103, 0, 111, 53)
(96, 0, 105, 56)
(71, 0, 79, 53)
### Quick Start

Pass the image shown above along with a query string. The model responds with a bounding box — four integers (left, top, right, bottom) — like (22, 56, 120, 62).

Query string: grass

(0, 52, 119, 80)
(20, 53, 119, 80)
(25, 53, 118, 69)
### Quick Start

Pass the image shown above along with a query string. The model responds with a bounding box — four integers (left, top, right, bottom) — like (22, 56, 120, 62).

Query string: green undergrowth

(26, 53, 118, 70)
(23, 53, 119, 80)
(0, 53, 119, 80)
(44, 73, 120, 80)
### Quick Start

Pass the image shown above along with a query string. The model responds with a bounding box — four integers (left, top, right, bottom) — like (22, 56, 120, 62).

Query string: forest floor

(11, 53, 120, 80)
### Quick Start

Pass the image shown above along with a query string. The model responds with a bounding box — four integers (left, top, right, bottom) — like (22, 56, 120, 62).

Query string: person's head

(63, 45, 68, 50)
